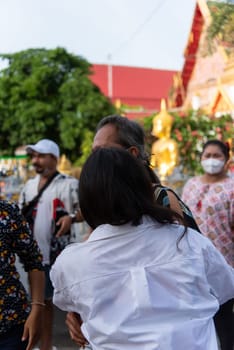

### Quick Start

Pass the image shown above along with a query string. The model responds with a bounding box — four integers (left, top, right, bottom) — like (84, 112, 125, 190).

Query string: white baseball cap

(26, 139, 60, 159)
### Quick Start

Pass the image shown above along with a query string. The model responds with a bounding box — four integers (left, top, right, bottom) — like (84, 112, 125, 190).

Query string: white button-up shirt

(51, 216, 234, 350)
(19, 173, 79, 264)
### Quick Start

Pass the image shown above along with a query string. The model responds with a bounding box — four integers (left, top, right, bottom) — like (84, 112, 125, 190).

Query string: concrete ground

(16, 259, 79, 349)
(52, 306, 78, 350)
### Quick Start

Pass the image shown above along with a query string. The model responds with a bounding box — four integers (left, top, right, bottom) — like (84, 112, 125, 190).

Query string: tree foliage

(143, 110, 234, 175)
(205, 1, 234, 54)
(0, 48, 115, 161)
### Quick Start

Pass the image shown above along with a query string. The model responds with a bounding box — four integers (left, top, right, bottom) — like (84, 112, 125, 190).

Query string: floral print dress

(182, 176, 234, 267)
(0, 200, 43, 335)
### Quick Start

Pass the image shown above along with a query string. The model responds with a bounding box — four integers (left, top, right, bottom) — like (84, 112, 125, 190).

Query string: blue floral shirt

(0, 200, 43, 334)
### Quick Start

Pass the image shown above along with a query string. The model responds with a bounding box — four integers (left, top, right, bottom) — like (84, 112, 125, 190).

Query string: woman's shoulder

(185, 176, 201, 185)
(53, 241, 86, 267)
(181, 176, 202, 193)
(219, 176, 234, 191)
(224, 176, 234, 184)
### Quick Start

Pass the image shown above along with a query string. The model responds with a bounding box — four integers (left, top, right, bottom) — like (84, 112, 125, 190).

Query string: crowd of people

(0, 114, 233, 350)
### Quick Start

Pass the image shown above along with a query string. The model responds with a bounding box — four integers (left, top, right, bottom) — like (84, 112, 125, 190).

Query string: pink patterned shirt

(182, 176, 234, 267)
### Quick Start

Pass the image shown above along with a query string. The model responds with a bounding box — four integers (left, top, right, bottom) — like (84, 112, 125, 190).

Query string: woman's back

(51, 148, 234, 350)
(51, 216, 234, 350)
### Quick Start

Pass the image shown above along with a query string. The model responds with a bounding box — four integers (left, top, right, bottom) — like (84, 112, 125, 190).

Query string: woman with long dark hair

(51, 148, 234, 350)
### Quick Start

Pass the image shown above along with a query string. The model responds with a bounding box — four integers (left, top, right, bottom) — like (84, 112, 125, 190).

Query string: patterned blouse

(0, 200, 43, 335)
(182, 176, 234, 267)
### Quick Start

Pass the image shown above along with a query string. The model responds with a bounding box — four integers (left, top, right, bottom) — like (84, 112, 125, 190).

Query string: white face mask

(201, 158, 225, 174)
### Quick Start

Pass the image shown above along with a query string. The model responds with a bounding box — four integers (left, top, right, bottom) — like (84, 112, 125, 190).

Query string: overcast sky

(0, 0, 197, 71)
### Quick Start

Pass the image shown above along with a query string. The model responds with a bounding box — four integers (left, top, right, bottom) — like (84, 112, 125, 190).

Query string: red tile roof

(90, 64, 177, 116)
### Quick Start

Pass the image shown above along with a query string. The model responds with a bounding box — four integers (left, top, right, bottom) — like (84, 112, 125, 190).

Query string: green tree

(205, 1, 234, 54)
(0, 47, 115, 161)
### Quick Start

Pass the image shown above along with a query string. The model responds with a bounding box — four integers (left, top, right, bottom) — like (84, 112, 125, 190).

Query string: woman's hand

(22, 305, 43, 350)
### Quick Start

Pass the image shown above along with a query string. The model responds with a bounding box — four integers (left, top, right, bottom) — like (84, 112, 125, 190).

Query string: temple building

(170, 0, 234, 116)
(90, 64, 176, 119)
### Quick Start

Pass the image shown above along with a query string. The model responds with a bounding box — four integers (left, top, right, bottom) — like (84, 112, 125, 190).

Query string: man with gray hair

(65, 115, 200, 349)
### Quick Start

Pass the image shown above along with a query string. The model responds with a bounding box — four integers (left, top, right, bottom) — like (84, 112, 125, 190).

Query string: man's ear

(128, 146, 139, 158)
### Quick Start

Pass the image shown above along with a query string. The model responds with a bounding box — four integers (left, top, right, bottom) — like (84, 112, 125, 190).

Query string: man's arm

(55, 208, 84, 237)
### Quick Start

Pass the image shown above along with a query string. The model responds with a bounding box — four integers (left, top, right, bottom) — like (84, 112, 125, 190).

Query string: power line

(109, 0, 168, 59)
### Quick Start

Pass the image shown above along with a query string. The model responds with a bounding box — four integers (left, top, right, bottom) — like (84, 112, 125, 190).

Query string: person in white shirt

(50, 147, 234, 350)
(19, 139, 81, 350)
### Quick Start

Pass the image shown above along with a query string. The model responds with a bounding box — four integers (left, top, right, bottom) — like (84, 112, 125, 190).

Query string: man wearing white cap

(19, 139, 80, 350)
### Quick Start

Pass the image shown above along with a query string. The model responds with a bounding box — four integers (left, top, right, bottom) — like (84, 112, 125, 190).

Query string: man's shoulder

(56, 173, 78, 183)
(23, 175, 39, 189)
(55, 173, 79, 189)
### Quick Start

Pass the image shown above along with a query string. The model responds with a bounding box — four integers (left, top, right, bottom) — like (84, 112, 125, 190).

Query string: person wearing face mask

(182, 139, 234, 350)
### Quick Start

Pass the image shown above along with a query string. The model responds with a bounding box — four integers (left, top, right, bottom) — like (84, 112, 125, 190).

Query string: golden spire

(151, 99, 178, 180)
(58, 154, 72, 175)
(152, 99, 173, 139)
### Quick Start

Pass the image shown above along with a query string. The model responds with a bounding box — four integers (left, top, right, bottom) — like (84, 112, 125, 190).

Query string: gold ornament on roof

(115, 99, 122, 109)
(58, 154, 72, 175)
(151, 99, 178, 181)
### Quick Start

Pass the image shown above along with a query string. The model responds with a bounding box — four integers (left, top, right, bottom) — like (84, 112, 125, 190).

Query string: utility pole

(107, 53, 113, 99)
